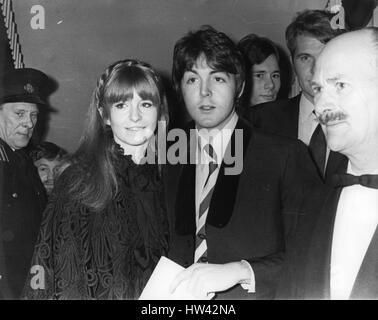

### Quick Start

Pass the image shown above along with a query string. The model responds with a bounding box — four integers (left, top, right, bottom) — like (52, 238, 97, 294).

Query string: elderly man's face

(312, 31, 378, 157)
(0, 102, 38, 149)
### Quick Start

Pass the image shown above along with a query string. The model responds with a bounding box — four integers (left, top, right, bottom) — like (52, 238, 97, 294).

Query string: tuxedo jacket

(164, 118, 321, 299)
(248, 94, 348, 183)
(278, 164, 378, 299)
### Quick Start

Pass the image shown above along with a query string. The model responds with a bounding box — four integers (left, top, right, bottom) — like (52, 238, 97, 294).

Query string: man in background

(280, 27, 378, 299)
(0, 68, 48, 299)
(250, 10, 347, 182)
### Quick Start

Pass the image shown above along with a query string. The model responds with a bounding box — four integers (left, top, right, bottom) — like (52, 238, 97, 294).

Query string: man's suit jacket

(164, 118, 321, 299)
(248, 94, 348, 183)
(279, 168, 378, 299)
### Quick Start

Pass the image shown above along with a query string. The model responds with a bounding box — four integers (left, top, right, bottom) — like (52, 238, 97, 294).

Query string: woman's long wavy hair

(64, 59, 169, 212)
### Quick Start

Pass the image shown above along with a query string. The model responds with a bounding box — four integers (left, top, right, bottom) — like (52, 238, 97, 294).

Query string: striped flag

(0, 0, 24, 70)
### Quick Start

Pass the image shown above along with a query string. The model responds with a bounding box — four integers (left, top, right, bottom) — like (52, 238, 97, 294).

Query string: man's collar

(196, 112, 239, 161)
(299, 93, 315, 117)
(347, 160, 378, 175)
(0, 138, 14, 151)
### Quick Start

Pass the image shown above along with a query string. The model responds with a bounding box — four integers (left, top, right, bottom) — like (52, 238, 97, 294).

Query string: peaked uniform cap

(0, 68, 48, 105)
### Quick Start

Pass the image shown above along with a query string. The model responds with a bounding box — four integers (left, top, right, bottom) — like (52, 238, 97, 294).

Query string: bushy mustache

(317, 112, 347, 125)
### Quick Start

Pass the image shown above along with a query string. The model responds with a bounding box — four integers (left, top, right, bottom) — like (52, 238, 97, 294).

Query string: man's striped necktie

(194, 143, 218, 263)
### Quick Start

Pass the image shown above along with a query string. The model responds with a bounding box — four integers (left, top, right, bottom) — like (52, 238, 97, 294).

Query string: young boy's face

(34, 157, 62, 195)
(180, 55, 237, 130)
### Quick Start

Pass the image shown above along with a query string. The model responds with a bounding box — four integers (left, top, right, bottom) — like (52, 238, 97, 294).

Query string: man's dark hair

(29, 141, 67, 162)
(237, 33, 293, 102)
(286, 9, 344, 57)
(172, 25, 245, 105)
(238, 33, 280, 69)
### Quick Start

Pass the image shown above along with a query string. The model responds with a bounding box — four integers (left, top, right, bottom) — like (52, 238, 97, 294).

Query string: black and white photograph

(0, 0, 378, 309)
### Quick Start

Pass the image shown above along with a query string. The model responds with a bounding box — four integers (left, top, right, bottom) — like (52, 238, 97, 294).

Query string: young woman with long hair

(24, 59, 169, 299)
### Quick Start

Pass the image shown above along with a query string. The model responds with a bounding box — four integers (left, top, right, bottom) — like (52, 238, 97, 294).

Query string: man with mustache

(165, 26, 320, 299)
(279, 27, 378, 299)
(0, 68, 48, 299)
(249, 10, 347, 183)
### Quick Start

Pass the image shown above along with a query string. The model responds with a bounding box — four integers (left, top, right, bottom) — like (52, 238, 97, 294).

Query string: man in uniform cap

(0, 68, 48, 299)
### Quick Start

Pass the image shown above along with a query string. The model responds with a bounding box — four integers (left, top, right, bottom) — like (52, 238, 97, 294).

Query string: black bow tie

(332, 173, 378, 189)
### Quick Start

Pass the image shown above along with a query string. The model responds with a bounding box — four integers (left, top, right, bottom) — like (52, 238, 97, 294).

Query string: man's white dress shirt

(331, 162, 378, 299)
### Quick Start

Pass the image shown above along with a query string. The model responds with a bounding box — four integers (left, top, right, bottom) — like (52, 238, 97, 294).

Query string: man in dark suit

(0, 68, 48, 299)
(250, 10, 347, 183)
(165, 26, 320, 299)
(280, 27, 378, 299)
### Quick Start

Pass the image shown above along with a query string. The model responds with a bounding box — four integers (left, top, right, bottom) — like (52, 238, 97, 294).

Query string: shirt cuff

(240, 260, 256, 293)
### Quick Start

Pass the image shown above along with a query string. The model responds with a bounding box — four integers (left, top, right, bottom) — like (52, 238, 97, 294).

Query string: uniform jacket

(0, 139, 46, 299)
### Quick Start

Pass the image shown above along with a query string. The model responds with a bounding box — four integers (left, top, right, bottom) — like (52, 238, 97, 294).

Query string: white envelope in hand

(139, 256, 215, 300)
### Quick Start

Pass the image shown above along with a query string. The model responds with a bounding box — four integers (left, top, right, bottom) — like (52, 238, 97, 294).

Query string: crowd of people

(0, 8, 378, 300)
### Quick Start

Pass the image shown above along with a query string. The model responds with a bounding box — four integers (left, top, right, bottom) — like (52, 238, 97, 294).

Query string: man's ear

(237, 81, 245, 99)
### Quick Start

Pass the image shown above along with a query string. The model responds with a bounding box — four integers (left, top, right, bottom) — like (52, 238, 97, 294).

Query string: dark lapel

(174, 162, 196, 235)
(174, 123, 196, 235)
(325, 151, 348, 184)
(174, 118, 252, 233)
(303, 187, 342, 299)
(350, 225, 378, 299)
(206, 118, 252, 228)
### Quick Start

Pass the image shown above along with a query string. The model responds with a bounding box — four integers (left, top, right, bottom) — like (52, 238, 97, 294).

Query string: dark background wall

(12, 0, 327, 152)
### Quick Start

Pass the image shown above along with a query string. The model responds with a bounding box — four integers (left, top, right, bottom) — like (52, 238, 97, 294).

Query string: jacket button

(12, 193, 18, 198)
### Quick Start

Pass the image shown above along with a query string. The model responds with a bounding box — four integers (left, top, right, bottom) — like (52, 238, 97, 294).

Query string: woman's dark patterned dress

(23, 147, 169, 299)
